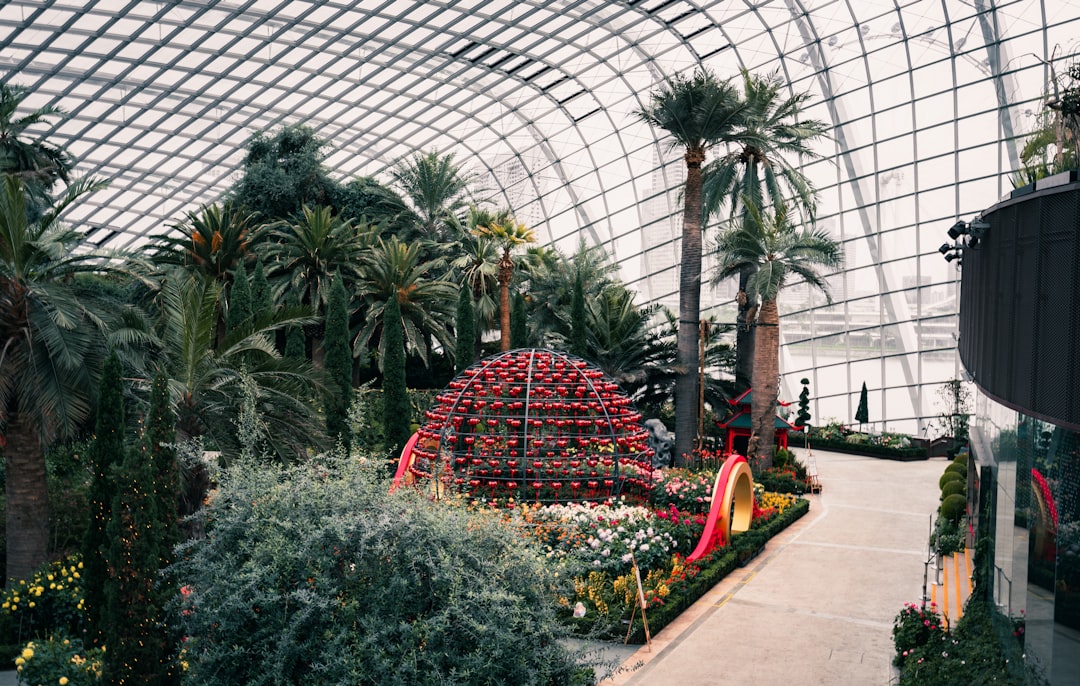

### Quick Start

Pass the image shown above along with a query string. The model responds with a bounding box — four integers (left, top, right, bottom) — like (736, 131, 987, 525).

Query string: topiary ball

(941, 493, 967, 523)
(941, 480, 966, 500)
(939, 470, 964, 490)
(944, 462, 967, 477)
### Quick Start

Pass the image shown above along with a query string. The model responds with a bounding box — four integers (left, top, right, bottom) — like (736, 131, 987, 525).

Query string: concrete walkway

(604, 449, 946, 686)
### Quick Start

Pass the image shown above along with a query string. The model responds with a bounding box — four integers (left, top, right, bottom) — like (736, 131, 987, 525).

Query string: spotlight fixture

(945, 252, 961, 262)
(947, 220, 968, 239)
(938, 243, 951, 255)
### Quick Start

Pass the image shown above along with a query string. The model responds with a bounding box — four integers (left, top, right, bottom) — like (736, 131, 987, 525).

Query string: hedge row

(800, 438, 927, 461)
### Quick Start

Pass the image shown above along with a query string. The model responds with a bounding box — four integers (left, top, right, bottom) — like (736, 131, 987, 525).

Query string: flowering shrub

(567, 553, 703, 620)
(1, 556, 87, 645)
(518, 500, 683, 574)
(650, 468, 714, 514)
(13, 636, 103, 686)
(892, 601, 945, 667)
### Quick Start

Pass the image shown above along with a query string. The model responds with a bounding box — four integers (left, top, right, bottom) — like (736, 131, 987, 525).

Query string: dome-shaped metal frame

(410, 348, 654, 504)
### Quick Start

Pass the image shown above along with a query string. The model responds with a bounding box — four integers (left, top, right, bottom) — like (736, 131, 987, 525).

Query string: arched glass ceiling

(2, 0, 1076, 432)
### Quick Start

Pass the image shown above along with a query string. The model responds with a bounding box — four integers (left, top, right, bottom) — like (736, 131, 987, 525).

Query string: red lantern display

(408, 349, 654, 504)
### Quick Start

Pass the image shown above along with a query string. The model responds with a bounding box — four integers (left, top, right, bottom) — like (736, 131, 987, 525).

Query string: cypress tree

(855, 381, 869, 427)
(147, 371, 180, 562)
(324, 274, 353, 453)
(510, 291, 528, 349)
(102, 375, 181, 685)
(569, 269, 587, 358)
(284, 290, 307, 360)
(382, 295, 411, 456)
(81, 351, 126, 639)
(251, 256, 272, 320)
(455, 284, 476, 374)
(226, 260, 253, 333)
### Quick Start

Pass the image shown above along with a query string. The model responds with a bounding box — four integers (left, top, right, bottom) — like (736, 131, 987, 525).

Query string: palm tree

(0, 85, 73, 214)
(390, 150, 475, 243)
(0, 174, 111, 580)
(152, 201, 263, 283)
(714, 201, 842, 469)
(448, 206, 504, 340)
(520, 240, 620, 346)
(471, 212, 536, 351)
(637, 67, 744, 466)
(354, 236, 457, 369)
(261, 204, 377, 364)
(702, 70, 829, 391)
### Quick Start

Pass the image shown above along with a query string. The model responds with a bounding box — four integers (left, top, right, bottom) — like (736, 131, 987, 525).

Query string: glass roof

(2, 0, 1077, 431)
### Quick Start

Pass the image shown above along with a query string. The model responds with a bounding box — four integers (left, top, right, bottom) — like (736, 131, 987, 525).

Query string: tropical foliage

(714, 202, 841, 468)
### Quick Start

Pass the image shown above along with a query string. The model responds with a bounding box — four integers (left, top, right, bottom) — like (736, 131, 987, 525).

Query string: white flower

(640, 544, 650, 552)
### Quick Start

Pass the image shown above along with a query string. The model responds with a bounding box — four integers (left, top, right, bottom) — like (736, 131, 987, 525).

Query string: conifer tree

(81, 351, 125, 638)
(251, 256, 272, 319)
(455, 284, 476, 374)
(511, 291, 528, 349)
(102, 374, 181, 685)
(226, 260, 253, 333)
(382, 295, 411, 455)
(284, 290, 307, 360)
(570, 270, 587, 358)
(324, 274, 353, 452)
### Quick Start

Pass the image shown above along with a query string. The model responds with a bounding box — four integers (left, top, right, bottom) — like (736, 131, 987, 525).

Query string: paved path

(603, 449, 946, 686)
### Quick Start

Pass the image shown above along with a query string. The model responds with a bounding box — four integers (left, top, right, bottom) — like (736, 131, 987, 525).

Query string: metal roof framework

(2, 0, 1077, 431)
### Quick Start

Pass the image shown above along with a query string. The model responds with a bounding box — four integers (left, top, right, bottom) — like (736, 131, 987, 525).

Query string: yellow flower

(60, 678, 69, 685)
(14, 658, 24, 667)
(21, 647, 34, 660)
(27, 602, 35, 608)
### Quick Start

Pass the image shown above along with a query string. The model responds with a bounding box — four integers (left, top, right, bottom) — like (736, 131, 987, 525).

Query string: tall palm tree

(0, 85, 73, 215)
(390, 150, 475, 243)
(472, 212, 536, 351)
(702, 70, 829, 391)
(637, 67, 743, 466)
(0, 174, 110, 581)
(354, 236, 457, 369)
(714, 201, 842, 469)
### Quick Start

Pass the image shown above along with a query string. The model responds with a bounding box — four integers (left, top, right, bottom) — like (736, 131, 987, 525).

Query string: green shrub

(939, 470, 964, 490)
(174, 455, 604, 685)
(944, 462, 967, 477)
(931, 514, 966, 555)
(940, 480, 966, 500)
(941, 493, 968, 523)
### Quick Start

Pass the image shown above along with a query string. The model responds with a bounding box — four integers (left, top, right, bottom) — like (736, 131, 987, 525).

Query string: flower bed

(506, 492, 811, 643)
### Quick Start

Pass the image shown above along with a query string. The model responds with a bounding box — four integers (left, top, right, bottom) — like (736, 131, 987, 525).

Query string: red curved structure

(686, 455, 755, 562)
(390, 432, 422, 492)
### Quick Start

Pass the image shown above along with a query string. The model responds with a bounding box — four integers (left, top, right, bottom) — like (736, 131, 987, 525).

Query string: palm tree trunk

(748, 298, 780, 470)
(674, 148, 705, 467)
(5, 413, 50, 582)
(497, 249, 513, 352)
(735, 271, 757, 392)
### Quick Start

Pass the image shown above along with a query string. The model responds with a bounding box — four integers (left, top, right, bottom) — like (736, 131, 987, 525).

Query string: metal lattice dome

(409, 349, 654, 504)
